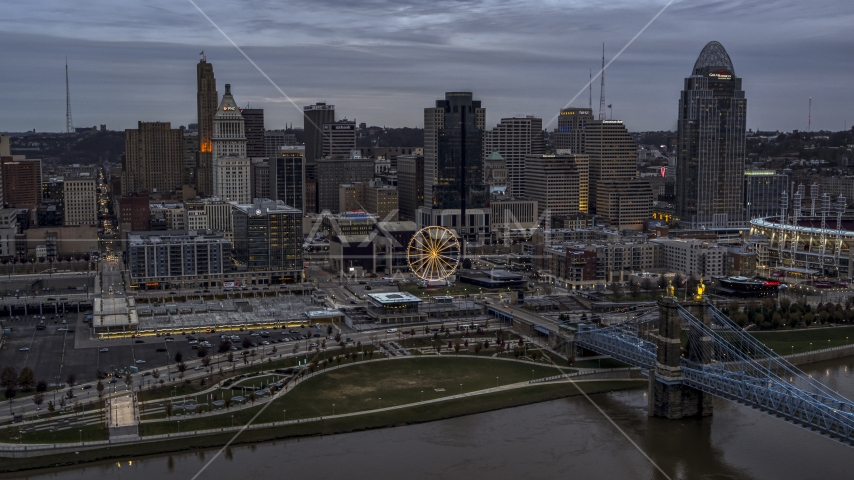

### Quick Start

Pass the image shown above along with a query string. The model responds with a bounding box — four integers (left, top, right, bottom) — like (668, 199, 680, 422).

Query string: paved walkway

(107, 393, 138, 439)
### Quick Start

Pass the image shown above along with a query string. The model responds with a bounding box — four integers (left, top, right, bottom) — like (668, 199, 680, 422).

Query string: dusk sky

(1, 0, 852, 133)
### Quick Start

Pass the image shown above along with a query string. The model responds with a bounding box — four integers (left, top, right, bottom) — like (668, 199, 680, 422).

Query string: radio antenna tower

(589, 69, 592, 109)
(598, 43, 605, 120)
(65, 58, 74, 133)
(808, 96, 812, 133)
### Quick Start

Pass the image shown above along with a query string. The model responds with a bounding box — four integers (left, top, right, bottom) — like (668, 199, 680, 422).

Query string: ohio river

(9, 358, 854, 480)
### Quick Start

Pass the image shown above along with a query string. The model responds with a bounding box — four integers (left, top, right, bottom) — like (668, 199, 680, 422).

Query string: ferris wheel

(407, 226, 461, 281)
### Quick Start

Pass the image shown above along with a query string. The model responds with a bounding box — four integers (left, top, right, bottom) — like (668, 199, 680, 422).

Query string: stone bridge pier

(648, 296, 714, 419)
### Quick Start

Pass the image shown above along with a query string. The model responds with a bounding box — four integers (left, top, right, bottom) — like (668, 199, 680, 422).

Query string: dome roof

(692, 41, 734, 75)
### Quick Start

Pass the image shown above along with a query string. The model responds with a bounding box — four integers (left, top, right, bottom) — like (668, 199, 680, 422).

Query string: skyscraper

(64, 176, 97, 226)
(303, 103, 335, 162)
(524, 153, 588, 225)
(122, 122, 184, 195)
(212, 84, 251, 204)
(584, 119, 637, 215)
(484, 116, 544, 196)
(676, 41, 746, 228)
(553, 108, 593, 154)
(421, 92, 489, 245)
(232, 200, 303, 285)
(264, 130, 297, 157)
(1, 157, 42, 208)
(196, 58, 217, 196)
(322, 120, 357, 157)
(241, 108, 265, 157)
(271, 146, 305, 212)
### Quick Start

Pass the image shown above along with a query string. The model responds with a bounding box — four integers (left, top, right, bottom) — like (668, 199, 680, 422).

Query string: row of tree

(721, 297, 854, 329)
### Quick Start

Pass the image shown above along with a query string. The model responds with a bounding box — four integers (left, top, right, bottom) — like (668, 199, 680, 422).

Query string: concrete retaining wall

(783, 344, 854, 366)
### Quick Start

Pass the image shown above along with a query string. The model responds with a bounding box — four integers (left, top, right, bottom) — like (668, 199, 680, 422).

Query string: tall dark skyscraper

(196, 58, 217, 196)
(425, 92, 487, 211)
(241, 108, 265, 158)
(272, 146, 305, 213)
(420, 92, 489, 249)
(676, 41, 746, 228)
(303, 103, 335, 162)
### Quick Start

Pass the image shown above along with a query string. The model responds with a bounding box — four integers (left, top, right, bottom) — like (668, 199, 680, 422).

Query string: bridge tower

(649, 293, 714, 419)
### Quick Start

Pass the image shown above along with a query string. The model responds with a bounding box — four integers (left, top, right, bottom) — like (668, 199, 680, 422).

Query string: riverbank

(0, 378, 644, 473)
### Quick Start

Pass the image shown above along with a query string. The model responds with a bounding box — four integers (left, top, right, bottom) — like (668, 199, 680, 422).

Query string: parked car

(99, 348, 109, 353)
(387, 328, 398, 333)
(18, 347, 29, 352)
(135, 359, 146, 364)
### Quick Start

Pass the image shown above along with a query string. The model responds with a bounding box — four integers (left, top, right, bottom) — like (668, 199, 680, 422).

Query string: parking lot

(0, 312, 328, 385)
(0, 313, 176, 384)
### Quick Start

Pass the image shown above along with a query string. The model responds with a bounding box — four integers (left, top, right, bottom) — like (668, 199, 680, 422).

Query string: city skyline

(1, 0, 852, 132)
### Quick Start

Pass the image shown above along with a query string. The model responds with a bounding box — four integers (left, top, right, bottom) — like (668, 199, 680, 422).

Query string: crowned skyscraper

(212, 84, 251, 204)
(676, 41, 746, 228)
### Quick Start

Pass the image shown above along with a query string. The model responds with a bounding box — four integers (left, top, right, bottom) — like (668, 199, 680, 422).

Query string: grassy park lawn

(139, 379, 643, 439)
(0, 422, 107, 444)
(751, 325, 854, 355)
(139, 357, 568, 435)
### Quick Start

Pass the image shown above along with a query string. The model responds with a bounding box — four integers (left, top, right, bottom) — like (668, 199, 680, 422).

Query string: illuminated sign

(708, 70, 732, 80)
(222, 106, 237, 111)
(323, 124, 355, 130)
(304, 105, 335, 111)
(602, 120, 623, 124)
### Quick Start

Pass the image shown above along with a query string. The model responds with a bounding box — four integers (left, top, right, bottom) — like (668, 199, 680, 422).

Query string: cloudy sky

(1, 0, 852, 133)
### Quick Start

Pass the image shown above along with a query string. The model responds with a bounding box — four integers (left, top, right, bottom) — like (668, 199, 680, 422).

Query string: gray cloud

(0, 0, 852, 133)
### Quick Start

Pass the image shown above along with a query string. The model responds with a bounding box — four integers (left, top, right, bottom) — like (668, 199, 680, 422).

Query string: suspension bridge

(574, 290, 854, 447)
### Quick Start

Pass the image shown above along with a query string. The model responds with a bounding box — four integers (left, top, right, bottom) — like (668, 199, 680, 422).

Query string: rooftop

(367, 292, 423, 304)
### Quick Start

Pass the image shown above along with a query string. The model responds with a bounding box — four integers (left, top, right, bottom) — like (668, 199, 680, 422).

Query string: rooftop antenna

(808, 96, 812, 133)
(65, 58, 74, 134)
(598, 43, 606, 120)
(589, 69, 592, 110)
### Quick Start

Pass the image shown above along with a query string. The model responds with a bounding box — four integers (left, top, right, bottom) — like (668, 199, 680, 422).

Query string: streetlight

(420, 390, 424, 402)
(231, 415, 234, 427)
(177, 420, 180, 433)
(496, 376, 499, 388)
(79, 429, 82, 444)
(283, 410, 286, 423)
(332, 403, 335, 416)
(378, 398, 381, 409)
(459, 383, 462, 395)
